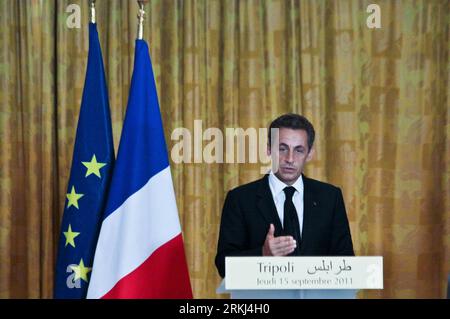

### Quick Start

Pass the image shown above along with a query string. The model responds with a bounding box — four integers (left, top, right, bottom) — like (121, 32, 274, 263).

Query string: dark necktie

(283, 186, 301, 256)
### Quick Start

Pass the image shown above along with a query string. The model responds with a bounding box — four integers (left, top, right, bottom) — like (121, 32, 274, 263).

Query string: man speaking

(215, 113, 354, 278)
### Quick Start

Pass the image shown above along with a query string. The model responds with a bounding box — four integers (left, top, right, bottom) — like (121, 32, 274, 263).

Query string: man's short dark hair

(268, 113, 315, 151)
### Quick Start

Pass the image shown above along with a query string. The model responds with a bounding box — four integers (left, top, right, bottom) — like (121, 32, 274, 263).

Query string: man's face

(268, 128, 314, 185)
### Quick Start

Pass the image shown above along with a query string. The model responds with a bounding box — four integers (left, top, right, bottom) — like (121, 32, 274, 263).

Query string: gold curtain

(0, 0, 448, 298)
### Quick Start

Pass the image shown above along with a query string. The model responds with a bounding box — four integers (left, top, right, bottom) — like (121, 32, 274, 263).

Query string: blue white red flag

(87, 39, 192, 298)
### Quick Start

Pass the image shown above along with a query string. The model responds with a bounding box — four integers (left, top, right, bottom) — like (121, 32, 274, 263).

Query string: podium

(217, 279, 357, 299)
(217, 256, 383, 299)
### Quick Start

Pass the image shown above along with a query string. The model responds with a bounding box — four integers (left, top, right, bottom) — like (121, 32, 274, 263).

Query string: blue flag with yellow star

(54, 23, 114, 299)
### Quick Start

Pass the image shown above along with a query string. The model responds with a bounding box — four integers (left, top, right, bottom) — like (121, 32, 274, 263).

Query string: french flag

(87, 39, 193, 299)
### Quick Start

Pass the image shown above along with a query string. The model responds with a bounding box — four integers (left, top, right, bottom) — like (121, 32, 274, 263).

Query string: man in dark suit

(215, 113, 354, 278)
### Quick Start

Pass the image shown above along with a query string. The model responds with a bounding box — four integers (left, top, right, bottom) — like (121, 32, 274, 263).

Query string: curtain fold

(0, 0, 448, 298)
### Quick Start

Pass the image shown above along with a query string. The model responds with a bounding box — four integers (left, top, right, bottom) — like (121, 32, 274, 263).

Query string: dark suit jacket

(215, 174, 354, 278)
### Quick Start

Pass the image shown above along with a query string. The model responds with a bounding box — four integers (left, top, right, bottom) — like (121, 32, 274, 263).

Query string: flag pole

(90, 0, 96, 24)
(137, 0, 148, 40)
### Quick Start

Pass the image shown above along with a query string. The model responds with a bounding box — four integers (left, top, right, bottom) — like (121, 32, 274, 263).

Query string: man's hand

(262, 224, 297, 256)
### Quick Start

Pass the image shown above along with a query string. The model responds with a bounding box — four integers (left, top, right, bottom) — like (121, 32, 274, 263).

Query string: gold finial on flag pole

(137, 0, 149, 40)
(90, 0, 96, 24)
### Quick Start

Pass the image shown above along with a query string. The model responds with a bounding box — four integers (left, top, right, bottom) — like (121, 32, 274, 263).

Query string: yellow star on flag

(82, 154, 107, 178)
(63, 224, 80, 248)
(66, 186, 84, 209)
(70, 259, 92, 283)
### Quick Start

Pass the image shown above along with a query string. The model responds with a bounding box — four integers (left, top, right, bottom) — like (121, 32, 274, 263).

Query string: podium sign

(225, 256, 383, 290)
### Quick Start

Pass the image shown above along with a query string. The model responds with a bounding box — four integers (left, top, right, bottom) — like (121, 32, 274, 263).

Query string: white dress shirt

(268, 171, 304, 236)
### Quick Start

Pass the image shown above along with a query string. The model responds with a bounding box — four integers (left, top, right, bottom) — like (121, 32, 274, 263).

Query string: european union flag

(54, 23, 114, 299)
